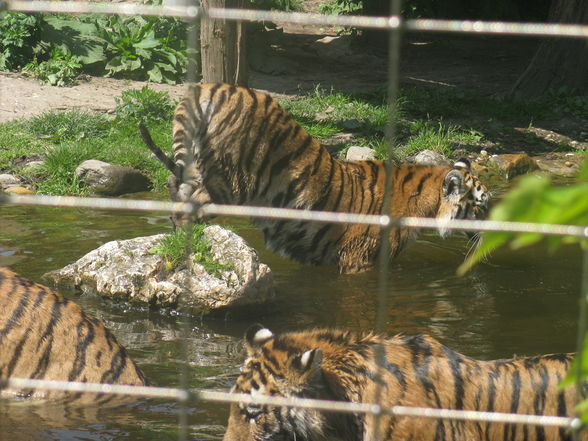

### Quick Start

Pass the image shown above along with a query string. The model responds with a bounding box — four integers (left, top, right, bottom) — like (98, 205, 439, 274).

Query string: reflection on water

(0, 198, 583, 440)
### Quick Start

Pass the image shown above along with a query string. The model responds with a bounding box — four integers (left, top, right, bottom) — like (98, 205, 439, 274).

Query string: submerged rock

(4, 186, 34, 194)
(489, 153, 539, 180)
(44, 226, 274, 313)
(75, 159, 151, 196)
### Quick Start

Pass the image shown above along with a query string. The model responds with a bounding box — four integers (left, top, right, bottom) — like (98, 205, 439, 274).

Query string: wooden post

(200, 0, 248, 86)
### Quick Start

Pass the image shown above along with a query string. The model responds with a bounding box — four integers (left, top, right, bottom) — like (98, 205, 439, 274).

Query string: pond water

(0, 185, 583, 441)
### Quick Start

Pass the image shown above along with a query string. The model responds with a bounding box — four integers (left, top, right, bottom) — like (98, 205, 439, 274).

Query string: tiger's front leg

(337, 237, 380, 274)
(167, 174, 213, 228)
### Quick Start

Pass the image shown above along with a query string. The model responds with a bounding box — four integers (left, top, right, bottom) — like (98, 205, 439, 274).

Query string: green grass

(280, 86, 390, 137)
(24, 110, 110, 142)
(0, 84, 581, 198)
(0, 110, 173, 195)
(401, 121, 483, 157)
(149, 225, 233, 277)
(400, 86, 552, 121)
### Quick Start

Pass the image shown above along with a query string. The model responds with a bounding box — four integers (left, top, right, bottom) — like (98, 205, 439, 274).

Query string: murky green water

(0, 186, 583, 441)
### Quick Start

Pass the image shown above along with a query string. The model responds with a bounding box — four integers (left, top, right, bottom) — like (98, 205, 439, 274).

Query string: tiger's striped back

(166, 83, 490, 274)
(0, 267, 148, 400)
(223, 325, 581, 441)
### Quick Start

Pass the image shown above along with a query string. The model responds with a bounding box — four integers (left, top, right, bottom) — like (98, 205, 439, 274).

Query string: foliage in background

(0, 12, 41, 70)
(548, 87, 588, 119)
(0, 12, 189, 85)
(149, 225, 233, 276)
(318, 0, 362, 15)
(250, 0, 303, 11)
(458, 154, 588, 276)
(92, 15, 187, 84)
(22, 48, 82, 86)
(114, 86, 177, 123)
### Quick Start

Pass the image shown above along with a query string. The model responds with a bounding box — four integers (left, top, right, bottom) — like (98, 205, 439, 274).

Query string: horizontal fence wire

(2, 378, 582, 430)
(2, 0, 588, 435)
(2, 193, 587, 237)
(3, 1, 588, 38)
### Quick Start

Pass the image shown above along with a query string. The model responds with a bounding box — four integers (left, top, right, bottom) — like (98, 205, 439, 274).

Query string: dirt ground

(0, 29, 535, 122)
(1, 27, 586, 155)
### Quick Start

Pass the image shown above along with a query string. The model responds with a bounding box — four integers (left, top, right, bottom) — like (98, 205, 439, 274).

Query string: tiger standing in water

(0, 267, 148, 401)
(141, 83, 490, 274)
(223, 325, 582, 441)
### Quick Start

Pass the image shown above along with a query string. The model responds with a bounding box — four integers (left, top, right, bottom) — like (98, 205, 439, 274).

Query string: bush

(114, 86, 177, 123)
(0, 12, 41, 70)
(93, 15, 188, 84)
(22, 48, 82, 86)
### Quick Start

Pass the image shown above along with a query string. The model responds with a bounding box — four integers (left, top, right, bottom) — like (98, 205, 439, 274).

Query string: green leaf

(459, 154, 588, 275)
(147, 64, 163, 83)
(39, 16, 105, 65)
(134, 37, 161, 49)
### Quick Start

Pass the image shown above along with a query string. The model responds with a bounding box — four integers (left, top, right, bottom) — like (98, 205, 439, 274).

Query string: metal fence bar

(2, 194, 587, 238)
(4, 1, 588, 38)
(2, 378, 581, 430)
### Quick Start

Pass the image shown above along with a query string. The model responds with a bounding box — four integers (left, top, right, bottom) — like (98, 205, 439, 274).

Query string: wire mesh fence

(1, 0, 587, 439)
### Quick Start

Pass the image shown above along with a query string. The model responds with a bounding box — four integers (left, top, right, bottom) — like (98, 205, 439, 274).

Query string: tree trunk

(511, 0, 588, 98)
(200, 0, 248, 86)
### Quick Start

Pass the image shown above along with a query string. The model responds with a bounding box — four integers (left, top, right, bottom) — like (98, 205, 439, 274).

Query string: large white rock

(45, 226, 274, 313)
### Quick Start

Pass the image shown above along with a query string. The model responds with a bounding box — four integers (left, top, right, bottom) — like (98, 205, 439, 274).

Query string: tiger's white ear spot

(294, 348, 323, 374)
(300, 350, 314, 369)
(253, 328, 273, 344)
(245, 324, 274, 349)
(453, 158, 471, 170)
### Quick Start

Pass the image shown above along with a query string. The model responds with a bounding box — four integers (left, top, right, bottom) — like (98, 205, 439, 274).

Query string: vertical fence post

(371, 1, 403, 440)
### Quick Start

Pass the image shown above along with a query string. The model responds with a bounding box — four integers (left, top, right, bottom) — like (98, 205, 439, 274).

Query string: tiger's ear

(291, 348, 323, 381)
(453, 158, 471, 170)
(443, 170, 464, 198)
(444, 158, 471, 197)
(244, 324, 274, 353)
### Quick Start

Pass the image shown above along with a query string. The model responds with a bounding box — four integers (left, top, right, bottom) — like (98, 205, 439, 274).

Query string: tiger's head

(436, 158, 490, 238)
(223, 325, 330, 441)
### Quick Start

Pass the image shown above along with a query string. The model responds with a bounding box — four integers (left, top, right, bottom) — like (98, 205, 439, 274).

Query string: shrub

(93, 15, 187, 84)
(114, 86, 177, 123)
(0, 12, 41, 70)
(22, 48, 82, 86)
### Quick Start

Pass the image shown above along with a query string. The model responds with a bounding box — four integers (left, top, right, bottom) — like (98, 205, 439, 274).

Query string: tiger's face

(436, 159, 490, 238)
(223, 325, 328, 441)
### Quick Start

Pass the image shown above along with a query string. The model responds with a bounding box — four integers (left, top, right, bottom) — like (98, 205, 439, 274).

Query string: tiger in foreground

(0, 267, 148, 400)
(140, 83, 490, 274)
(224, 325, 583, 441)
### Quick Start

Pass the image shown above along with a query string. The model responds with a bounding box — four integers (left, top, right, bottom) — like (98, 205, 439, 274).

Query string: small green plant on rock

(150, 225, 233, 277)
